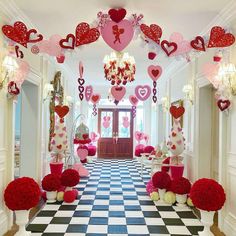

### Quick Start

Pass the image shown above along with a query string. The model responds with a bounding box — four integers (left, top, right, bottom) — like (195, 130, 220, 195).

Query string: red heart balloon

(75, 22, 100, 47)
(140, 24, 162, 44)
(2, 21, 28, 47)
(190, 36, 205, 51)
(55, 105, 69, 118)
(108, 8, 127, 23)
(161, 40, 178, 56)
(59, 34, 75, 49)
(217, 99, 231, 111)
(170, 105, 185, 119)
(208, 26, 235, 48)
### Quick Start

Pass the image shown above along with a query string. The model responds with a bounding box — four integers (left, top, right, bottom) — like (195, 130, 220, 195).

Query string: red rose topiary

(190, 178, 226, 211)
(152, 171, 171, 189)
(4, 177, 41, 210)
(171, 177, 191, 194)
(61, 169, 80, 187)
(42, 174, 61, 191)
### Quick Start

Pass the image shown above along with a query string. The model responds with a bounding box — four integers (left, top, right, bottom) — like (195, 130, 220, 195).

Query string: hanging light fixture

(103, 51, 135, 86)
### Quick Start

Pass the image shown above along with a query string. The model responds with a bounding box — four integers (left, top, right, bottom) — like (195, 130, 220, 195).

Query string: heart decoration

(169, 105, 185, 119)
(135, 85, 151, 101)
(15, 45, 24, 58)
(91, 94, 101, 104)
(140, 24, 162, 44)
(101, 20, 134, 51)
(129, 95, 139, 106)
(27, 29, 43, 43)
(55, 105, 70, 118)
(217, 99, 231, 111)
(208, 26, 235, 48)
(59, 34, 75, 49)
(8, 81, 20, 96)
(111, 85, 126, 103)
(77, 148, 88, 161)
(147, 65, 162, 81)
(202, 62, 220, 88)
(85, 86, 93, 101)
(108, 8, 127, 23)
(75, 22, 100, 47)
(78, 78, 85, 86)
(190, 36, 206, 51)
(135, 131, 144, 142)
(161, 40, 178, 56)
(77, 61, 85, 101)
(148, 52, 157, 60)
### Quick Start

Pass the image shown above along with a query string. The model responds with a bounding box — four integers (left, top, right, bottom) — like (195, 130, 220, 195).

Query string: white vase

(15, 210, 31, 236)
(176, 194, 187, 207)
(158, 189, 166, 203)
(46, 191, 57, 203)
(199, 210, 215, 236)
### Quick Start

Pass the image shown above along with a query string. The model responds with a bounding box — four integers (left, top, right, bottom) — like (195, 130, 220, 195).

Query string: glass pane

(118, 111, 130, 138)
(100, 111, 113, 138)
(136, 108, 144, 132)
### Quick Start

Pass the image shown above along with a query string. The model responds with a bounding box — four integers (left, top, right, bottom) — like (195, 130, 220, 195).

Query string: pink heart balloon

(135, 85, 151, 101)
(77, 148, 88, 161)
(111, 85, 126, 101)
(85, 85, 93, 101)
(147, 65, 162, 81)
(129, 95, 139, 106)
(101, 20, 134, 51)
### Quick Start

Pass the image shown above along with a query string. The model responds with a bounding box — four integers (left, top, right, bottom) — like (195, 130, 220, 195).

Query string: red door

(98, 108, 133, 158)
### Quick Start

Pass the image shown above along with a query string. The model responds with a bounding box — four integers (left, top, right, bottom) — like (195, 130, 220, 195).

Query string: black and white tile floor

(26, 159, 203, 235)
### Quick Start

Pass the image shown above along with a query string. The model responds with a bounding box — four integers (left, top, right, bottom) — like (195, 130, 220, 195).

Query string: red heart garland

(55, 105, 69, 118)
(75, 22, 100, 47)
(2, 21, 28, 47)
(190, 36, 206, 51)
(217, 99, 231, 111)
(169, 105, 185, 119)
(59, 34, 75, 49)
(27, 29, 43, 43)
(91, 94, 100, 104)
(140, 24, 162, 44)
(161, 40, 178, 56)
(108, 8, 127, 23)
(208, 26, 235, 48)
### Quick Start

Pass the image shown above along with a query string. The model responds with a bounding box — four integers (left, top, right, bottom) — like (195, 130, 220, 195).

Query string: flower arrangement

(190, 178, 226, 211)
(171, 177, 191, 195)
(152, 171, 171, 189)
(42, 174, 61, 192)
(61, 169, 80, 187)
(4, 177, 41, 210)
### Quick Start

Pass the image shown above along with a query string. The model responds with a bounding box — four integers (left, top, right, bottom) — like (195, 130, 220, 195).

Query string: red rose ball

(190, 178, 226, 211)
(61, 169, 80, 187)
(42, 174, 61, 191)
(152, 171, 171, 189)
(64, 190, 76, 203)
(4, 177, 41, 210)
(171, 177, 191, 194)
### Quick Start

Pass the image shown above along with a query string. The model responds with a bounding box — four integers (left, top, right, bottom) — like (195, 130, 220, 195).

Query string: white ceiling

(13, 0, 231, 87)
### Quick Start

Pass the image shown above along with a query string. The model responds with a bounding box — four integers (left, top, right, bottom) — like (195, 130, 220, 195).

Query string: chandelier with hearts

(103, 51, 135, 85)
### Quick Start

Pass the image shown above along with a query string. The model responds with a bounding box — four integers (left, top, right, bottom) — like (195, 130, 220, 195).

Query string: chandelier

(103, 51, 135, 85)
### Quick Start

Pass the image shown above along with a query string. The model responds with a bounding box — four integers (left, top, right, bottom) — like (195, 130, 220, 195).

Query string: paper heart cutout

(59, 34, 75, 49)
(161, 40, 178, 56)
(170, 105, 185, 119)
(85, 86, 93, 101)
(208, 26, 235, 48)
(78, 86, 84, 93)
(135, 131, 144, 141)
(111, 85, 126, 102)
(102, 120, 110, 129)
(8, 81, 20, 96)
(59, 133, 64, 138)
(135, 85, 151, 101)
(217, 99, 231, 111)
(55, 105, 69, 118)
(202, 62, 220, 88)
(27, 29, 43, 43)
(172, 132, 177, 137)
(51, 140, 56, 145)
(148, 52, 156, 60)
(108, 8, 127, 23)
(75, 22, 100, 47)
(191, 36, 206, 51)
(171, 145, 176, 150)
(57, 145, 62, 150)
(77, 148, 88, 160)
(123, 116, 129, 121)
(147, 65, 162, 81)
(140, 24, 162, 44)
(91, 94, 101, 104)
(101, 20, 134, 52)
(129, 95, 139, 106)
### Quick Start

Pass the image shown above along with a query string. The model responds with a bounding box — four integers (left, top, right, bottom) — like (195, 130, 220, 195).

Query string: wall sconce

(216, 63, 236, 96)
(182, 84, 194, 104)
(0, 55, 18, 90)
(43, 83, 54, 102)
(161, 96, 169, 112)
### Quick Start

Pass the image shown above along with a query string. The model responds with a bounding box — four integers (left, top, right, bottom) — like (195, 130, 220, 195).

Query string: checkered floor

(26, 159, 203, 235)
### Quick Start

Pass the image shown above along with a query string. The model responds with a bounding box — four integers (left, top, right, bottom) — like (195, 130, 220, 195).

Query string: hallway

(27, 159, 203, 235)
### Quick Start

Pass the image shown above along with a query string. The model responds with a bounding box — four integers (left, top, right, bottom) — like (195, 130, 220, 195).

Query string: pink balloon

(101, 20, 134, 51)
(111, 85, 126, 101)
(85, 86, 93, 101)
(135, 85, 151, 101)
(147, 65, 162, 81)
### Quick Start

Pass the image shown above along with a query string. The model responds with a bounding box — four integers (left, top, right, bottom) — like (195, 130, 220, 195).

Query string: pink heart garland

(85, 86, 93, 101)
(147, 65, 162, 81)
(135, 85, 151, 101)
